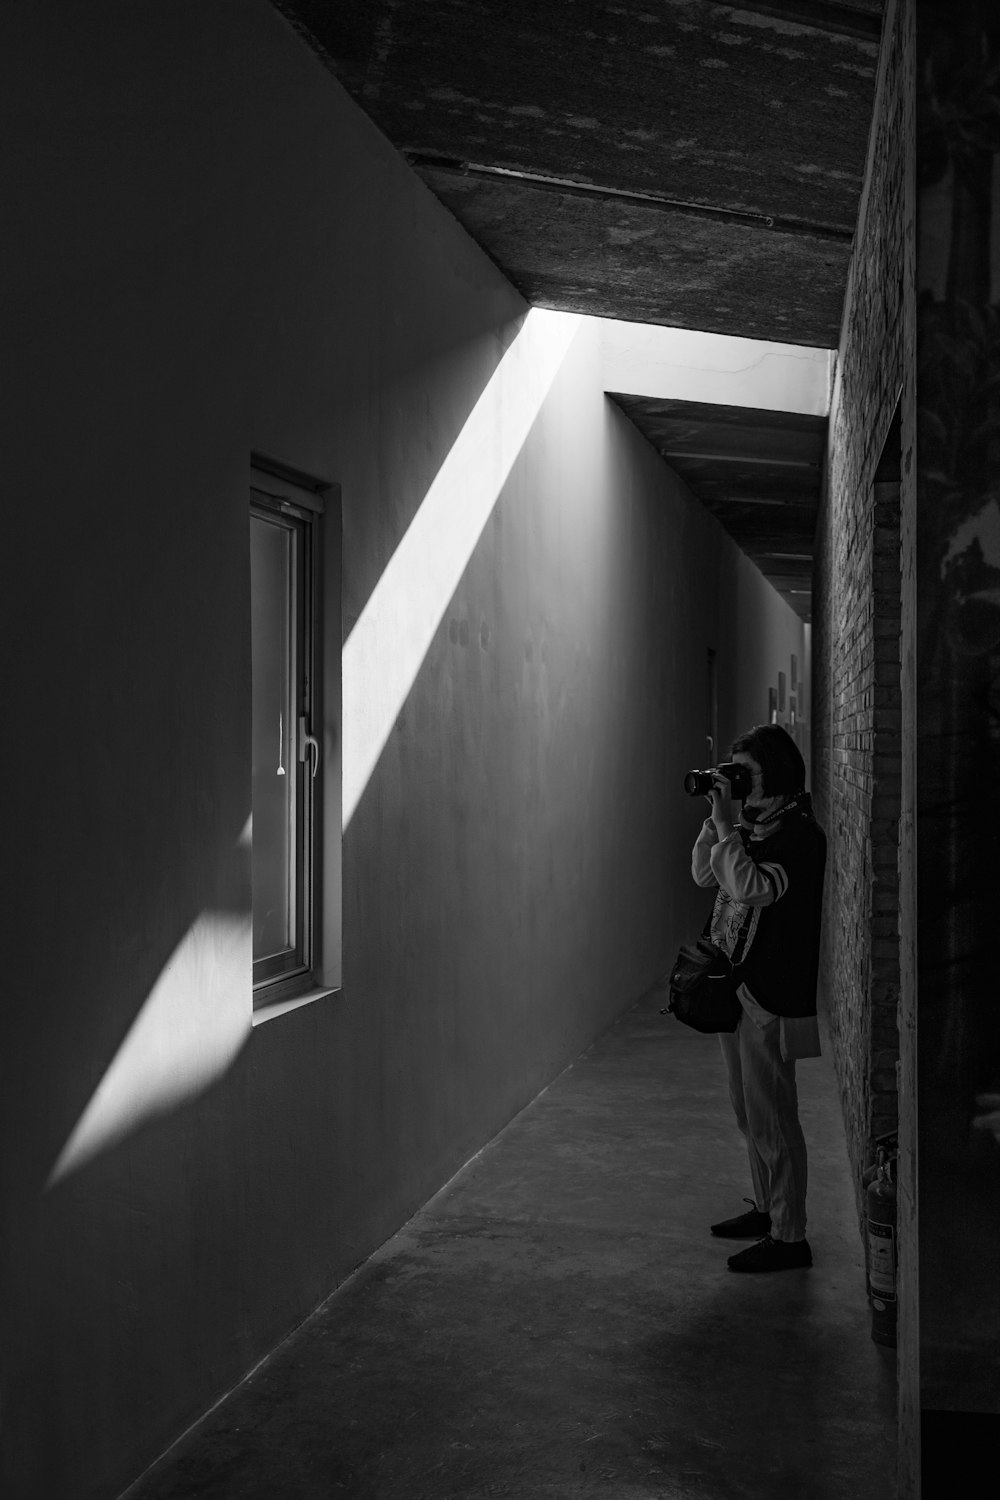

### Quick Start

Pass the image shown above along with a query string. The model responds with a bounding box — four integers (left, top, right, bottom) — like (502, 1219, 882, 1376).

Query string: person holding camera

(690, 723, 826, 1272)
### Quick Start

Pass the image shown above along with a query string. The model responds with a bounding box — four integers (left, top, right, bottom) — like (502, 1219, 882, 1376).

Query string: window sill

(252, 985, 340, 1027)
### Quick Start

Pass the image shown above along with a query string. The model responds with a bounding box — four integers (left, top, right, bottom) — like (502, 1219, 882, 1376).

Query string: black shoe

(710, 1199, 772, 1239)
(727, 1235, 812, 1273)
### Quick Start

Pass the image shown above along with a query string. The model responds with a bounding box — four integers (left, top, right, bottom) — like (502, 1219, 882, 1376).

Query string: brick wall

(871, 473, 902, 1145)
(813, 0, 909, 1220)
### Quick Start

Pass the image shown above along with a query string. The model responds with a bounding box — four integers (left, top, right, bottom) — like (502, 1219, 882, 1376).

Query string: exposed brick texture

(812, 0, 908, 1226)
(870, 478, 902, 1143)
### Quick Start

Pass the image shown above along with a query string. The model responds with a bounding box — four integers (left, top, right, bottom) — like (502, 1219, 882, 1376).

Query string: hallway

(125, 992, 896, 1500)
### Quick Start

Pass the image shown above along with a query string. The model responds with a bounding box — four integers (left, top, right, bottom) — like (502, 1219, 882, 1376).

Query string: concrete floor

(125, 992, 897, 1500)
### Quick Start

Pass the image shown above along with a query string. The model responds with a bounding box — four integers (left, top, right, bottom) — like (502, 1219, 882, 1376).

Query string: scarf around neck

(740, 790, 813, 838)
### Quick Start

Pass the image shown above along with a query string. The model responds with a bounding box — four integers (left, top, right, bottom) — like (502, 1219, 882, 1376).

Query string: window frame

(249, 461, 325, 1013)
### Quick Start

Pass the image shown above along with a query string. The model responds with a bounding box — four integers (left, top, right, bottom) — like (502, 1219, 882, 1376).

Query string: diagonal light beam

(342, 307, 582, 830)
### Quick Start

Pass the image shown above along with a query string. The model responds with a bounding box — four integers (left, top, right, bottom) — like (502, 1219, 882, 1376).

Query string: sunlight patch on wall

(342, 307, 583, 830)
(47, 819, 253, 1188)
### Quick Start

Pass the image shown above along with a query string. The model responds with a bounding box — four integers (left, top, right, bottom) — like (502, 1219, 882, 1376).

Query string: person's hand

(709, 773, 734, 833)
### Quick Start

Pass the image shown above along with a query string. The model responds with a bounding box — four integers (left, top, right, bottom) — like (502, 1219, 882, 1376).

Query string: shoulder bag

(659, 936, 741, 1033)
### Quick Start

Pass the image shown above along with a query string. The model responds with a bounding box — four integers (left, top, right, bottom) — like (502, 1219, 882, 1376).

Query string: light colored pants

(718, 1008, 808, 1242)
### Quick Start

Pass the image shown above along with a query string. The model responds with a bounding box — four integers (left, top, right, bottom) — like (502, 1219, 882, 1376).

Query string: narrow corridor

(124, 992, 896, 1500)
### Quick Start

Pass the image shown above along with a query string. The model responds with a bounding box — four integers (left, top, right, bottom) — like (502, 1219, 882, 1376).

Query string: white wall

(1, 5, 806, 1496)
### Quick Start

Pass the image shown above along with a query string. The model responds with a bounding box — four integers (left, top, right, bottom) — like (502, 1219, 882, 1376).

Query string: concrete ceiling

(272, 0, 885, 621)
(610, 396, 826, 604)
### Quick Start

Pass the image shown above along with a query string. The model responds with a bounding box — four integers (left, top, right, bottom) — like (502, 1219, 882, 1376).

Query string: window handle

(299, 716, 320, 779)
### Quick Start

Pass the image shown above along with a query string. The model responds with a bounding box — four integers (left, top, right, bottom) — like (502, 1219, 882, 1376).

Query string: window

(250, 462, 326, 1010)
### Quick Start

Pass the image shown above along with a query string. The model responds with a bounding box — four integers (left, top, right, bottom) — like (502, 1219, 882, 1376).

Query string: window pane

(251, 513, 296, 961)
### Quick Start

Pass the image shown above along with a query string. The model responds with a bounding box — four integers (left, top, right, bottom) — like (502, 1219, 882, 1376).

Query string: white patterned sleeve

(710, 835, 783, 906)
(691, 818, 719, 887)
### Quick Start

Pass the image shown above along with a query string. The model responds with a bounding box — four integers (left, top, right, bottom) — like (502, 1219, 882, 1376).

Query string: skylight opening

(599, 318, 834, 415)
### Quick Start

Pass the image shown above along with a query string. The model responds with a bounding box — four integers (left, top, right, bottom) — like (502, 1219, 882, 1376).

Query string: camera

(684, 762, 753, 799)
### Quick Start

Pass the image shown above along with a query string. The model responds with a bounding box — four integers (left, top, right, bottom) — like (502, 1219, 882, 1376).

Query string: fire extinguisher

(864, 1132, 898, 1347)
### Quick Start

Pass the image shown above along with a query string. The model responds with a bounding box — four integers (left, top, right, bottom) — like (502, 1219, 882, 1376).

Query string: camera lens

(684, 770, 713, 796)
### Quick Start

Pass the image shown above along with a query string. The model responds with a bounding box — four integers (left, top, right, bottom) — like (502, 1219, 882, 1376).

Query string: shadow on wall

(42, 309, 585, 1191)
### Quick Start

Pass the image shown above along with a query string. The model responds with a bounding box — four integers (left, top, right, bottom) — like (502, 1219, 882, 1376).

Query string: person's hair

(731, 724, 806, 797)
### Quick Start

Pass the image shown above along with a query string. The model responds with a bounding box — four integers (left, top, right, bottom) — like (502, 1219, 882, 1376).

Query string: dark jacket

(691, 796, 826, 1019)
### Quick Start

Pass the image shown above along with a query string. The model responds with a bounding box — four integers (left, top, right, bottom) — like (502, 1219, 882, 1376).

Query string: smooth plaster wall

(718, 555, 810, 776)
(2, 5, 806, 1497)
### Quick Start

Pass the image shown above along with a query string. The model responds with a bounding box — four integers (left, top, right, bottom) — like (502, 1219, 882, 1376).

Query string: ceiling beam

(688, 481, 818, 501)
(664, 452, 820, 469)
(406, 155, 855, 243)
(711, 2, 883, 41)
(701, 496, 801, 508)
